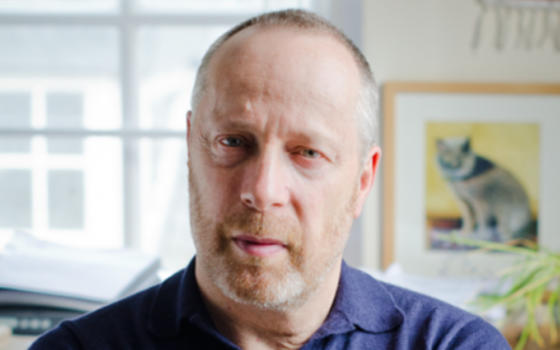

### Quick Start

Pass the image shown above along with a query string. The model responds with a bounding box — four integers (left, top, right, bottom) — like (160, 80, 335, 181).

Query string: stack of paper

(0, 231, 160, 311)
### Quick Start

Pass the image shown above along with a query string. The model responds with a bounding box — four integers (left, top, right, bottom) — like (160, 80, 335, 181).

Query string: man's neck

(195, 262, 342, 350)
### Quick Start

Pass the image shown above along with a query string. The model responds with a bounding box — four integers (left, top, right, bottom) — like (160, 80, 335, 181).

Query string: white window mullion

(31, 136, 48, 238)
(31, 87, 46, 237)
(120, 0, 141, 249)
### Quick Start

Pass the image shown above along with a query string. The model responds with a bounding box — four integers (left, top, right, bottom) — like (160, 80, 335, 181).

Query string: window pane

(0, 92, 31, 152)
(0, 169, 31, 228)
(0, 0, 118, 14)
(134, 0, 312, 13)
(0, 26, 121, 130)
(46, 92, 83, 128)
(46, 92, 84, 153)
(47, 137, 83, 155)
(135, 0, 263, 13)
(0, 26, 118, 77)
(267, 0, 313, 10)
(135, 138, 193, 271)
(48, 170, 84, 229)
(138, 26, 228, 130)
(80, 136, 124, 248)
(0, 136, 123, 248)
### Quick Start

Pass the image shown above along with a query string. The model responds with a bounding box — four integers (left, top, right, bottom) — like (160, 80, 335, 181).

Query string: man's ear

(186, 110, 192, 143)
(353, 146, 381, 218)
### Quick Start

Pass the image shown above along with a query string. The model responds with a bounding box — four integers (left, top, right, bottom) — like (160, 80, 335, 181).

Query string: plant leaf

(527, 287, 545, 347)
(515, 323, 530, 350)
(436, 234, 539, 257)
(547, 286, 559, 343)
(501, 271, 556, 306)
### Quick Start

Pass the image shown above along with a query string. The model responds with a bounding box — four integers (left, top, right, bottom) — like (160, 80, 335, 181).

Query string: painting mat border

(381, 82, 560, 274)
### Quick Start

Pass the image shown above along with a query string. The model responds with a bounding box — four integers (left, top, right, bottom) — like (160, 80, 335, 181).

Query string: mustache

(218, 211, 300, 245)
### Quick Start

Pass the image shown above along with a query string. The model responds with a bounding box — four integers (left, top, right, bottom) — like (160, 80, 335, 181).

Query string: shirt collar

(148, 259, 404, 339)
(311, 261, 404, 338)
(148, 258, 216, 338)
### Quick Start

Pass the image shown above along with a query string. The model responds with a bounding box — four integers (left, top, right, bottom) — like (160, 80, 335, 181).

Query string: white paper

(0, 231, 160, 302)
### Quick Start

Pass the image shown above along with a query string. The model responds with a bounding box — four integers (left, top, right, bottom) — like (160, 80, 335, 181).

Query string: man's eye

(299, 148, 320, 159)
(220, 136, 244, 147)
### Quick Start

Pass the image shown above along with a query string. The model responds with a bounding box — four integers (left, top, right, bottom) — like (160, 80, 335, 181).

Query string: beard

(188, 164, 357, 311)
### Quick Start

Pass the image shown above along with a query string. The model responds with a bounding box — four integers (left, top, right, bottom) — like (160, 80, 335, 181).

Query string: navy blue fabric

(30, 259, 510, 349)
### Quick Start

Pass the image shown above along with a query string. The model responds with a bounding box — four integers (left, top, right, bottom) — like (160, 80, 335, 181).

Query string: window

(0, 0, 318, 272)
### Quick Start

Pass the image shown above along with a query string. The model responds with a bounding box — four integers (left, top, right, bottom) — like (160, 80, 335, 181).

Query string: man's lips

(232, 235, 287, 257)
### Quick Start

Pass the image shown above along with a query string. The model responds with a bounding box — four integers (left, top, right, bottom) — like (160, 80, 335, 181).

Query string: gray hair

(190, 9, 378, 152)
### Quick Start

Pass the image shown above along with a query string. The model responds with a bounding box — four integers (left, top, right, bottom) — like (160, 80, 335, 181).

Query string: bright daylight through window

(0, 0, 314, 272)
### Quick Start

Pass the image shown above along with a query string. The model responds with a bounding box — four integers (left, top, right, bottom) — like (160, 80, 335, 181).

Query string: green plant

(440, 234, 560, 350)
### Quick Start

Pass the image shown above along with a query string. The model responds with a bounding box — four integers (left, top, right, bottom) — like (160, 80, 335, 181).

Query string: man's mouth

(232, 235, 287, 257)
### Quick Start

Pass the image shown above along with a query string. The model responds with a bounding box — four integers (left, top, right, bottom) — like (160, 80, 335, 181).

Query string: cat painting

(435, 136, 532, 242)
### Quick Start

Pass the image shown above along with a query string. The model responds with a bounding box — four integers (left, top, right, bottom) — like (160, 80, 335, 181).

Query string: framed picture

(381, 82, 560, 276)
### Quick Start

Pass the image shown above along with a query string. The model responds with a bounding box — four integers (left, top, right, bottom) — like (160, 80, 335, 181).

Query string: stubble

(188, 161, 357, 311)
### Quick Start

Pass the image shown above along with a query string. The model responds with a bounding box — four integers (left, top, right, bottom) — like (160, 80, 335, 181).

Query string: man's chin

(214, 259, 307, 310)
(225, 256, 294, 286)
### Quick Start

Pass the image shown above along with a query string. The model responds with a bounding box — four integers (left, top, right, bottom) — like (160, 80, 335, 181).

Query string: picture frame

(381, 82, 560, 276)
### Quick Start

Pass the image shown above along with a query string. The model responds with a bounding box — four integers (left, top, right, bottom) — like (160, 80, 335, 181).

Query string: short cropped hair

(190, 9, 378, 152)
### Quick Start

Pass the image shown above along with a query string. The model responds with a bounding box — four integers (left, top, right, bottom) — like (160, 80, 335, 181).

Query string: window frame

(0, 0, 315, 252)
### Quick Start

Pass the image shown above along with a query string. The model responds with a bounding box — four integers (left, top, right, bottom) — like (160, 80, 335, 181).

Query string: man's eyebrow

(289, 128, 339, 145)
(211, 118, 255, 131)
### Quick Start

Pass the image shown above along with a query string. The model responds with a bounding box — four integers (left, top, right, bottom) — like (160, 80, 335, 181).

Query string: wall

(361, 0, 560, 270)
(326, 0, 366, 268)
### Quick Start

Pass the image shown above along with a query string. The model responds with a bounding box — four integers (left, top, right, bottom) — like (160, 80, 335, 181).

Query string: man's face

(188, 27, 377, 310)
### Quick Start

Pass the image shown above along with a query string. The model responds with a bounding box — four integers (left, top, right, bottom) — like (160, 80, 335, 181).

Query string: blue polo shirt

(30, 259, 510, 349)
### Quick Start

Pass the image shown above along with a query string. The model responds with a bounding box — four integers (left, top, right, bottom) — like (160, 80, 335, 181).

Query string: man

(31, 9, 510, 350)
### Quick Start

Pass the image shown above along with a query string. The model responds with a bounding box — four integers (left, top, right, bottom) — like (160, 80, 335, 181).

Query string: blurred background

(1, 1, 560, 347)
(0, 0, 362, 276)
(0, 0, 559, 273)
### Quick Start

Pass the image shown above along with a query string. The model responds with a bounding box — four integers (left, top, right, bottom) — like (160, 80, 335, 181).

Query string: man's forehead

(204, 27, 360, 111)
(207, 25, 359, 85)
(192, 24, 363, 156)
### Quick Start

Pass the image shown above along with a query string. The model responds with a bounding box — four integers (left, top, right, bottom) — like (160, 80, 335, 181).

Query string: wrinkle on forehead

(205, 26, 361, 123)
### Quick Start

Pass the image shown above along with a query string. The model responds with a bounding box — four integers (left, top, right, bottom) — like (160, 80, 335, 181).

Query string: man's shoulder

(346, 266, 468, 317)
(374, 274, 472, 321)
(29, 269, 184, 349)
(341, 265, 510, 349)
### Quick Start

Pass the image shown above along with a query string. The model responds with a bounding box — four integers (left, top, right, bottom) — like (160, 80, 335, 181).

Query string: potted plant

(442, 235, 560, 350)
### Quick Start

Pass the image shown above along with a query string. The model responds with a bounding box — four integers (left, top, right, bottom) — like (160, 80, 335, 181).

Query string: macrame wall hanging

(472, 0, 560, 51)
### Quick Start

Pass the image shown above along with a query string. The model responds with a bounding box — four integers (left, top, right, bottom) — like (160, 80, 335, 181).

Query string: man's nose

(240, 149, 290, 212)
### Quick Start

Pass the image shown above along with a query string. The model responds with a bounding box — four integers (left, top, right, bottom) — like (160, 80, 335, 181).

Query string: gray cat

(435, 136, 532, 242)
